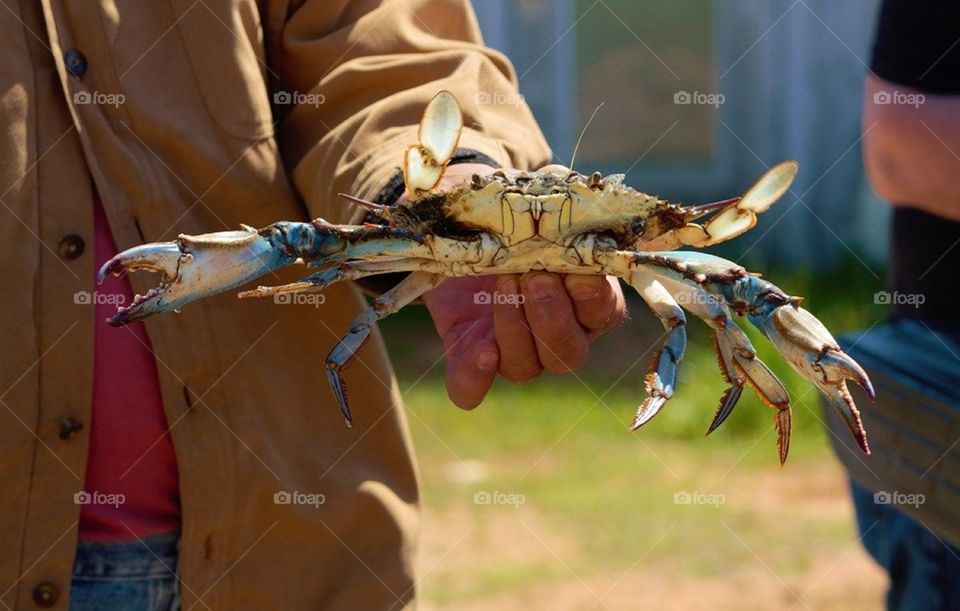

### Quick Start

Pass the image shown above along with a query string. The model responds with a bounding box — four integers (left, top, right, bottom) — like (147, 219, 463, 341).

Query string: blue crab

(99, 92, 874, 463)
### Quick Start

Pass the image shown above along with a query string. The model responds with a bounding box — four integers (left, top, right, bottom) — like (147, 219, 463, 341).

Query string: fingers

(493, 275, 542, 383)
(520, 272, 589, 373)
(442, 319, 499, 410)
(426, 272, 623, 410)
(564, 275, 626, 339)
(536, 163, 570, 174)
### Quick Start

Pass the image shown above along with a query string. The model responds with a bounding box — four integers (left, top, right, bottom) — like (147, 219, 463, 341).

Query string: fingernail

(527, 274, 558, 303)
(567, 277, 601, 301)
(477, 351, 498, 372)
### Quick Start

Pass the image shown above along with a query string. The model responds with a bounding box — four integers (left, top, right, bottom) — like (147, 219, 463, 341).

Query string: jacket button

(58, 234, 85, 260)
(59, 417, 84, 440)
(32, 582, 59, 607)
(64, 49, 87, 77)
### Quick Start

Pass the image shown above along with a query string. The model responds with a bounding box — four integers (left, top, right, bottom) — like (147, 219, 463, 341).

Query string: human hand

(413, 163, 627, 409)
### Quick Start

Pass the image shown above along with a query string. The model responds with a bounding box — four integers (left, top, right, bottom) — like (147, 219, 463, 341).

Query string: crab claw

(97, 226, 296, 326)
(651, 161, 799, 251)
(698, 161, 797, 246)
(755, 302, 874, 453)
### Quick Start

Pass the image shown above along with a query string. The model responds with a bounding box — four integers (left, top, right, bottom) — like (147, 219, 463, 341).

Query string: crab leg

(664, 285, 793, 462)
(626, 273, 687, 430)
(627, 267, 792, 461)
(97, 220, 434, 325)
(326, 272, 445, 425)
(597, 248, 873, 457)
(237, 258, 444, 298)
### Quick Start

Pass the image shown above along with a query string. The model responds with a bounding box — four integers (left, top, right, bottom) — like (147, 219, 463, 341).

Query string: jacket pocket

(169, 0, 275, 140)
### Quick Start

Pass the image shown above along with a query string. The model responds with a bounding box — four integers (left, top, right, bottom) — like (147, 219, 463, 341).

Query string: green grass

(402, 377, 866, 605)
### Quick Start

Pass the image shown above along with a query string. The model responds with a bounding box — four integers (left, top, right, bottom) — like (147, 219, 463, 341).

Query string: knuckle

(527, 311, 574, 336)
(581, 289, 625, 332)
(586, 303, 625, 333)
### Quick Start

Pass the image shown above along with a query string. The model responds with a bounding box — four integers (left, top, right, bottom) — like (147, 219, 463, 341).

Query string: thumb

(442, 320, 499, 410)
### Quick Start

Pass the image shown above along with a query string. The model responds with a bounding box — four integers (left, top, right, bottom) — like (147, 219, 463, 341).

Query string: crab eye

(470, 174, 484, 189)
(588, 172, 603, 190)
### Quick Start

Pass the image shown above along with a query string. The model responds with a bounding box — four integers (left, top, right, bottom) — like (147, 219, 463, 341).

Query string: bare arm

(863, 75, 960, 221)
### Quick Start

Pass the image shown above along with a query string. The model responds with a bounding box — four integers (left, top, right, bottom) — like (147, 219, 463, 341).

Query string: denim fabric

(69, 532, 180, 611)
(852, 482, 960, 611)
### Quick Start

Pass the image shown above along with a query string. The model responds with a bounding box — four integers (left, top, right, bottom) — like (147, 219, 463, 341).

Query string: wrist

(371, 148, 503, 208)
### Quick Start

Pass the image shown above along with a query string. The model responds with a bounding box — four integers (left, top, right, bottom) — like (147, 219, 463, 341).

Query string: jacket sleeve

(269, 0, 553, 224)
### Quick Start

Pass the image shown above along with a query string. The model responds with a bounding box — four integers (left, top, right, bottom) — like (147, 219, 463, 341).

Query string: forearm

(271, 0, 552, 224)
(863, 85, 960, 222)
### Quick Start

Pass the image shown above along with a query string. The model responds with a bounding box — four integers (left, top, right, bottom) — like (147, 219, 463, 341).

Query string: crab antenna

(569, 101, 605, 171)
(338, 192, 389, 212)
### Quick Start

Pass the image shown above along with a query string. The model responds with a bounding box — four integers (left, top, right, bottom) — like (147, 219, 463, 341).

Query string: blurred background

(381, 1, 893, 608)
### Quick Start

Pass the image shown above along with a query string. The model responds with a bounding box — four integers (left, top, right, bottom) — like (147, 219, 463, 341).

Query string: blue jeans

(69, 532, 180, 611)
(852, 482, 960, 611)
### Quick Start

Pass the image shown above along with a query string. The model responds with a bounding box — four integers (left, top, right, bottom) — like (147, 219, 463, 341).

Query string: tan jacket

(0, 0, 550, 608)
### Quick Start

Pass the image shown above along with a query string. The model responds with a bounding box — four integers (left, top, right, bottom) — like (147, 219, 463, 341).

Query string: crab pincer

(97, 226, 296, 325)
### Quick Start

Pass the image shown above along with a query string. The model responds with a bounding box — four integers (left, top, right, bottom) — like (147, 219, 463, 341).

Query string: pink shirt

(79, 195, 181, 540)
